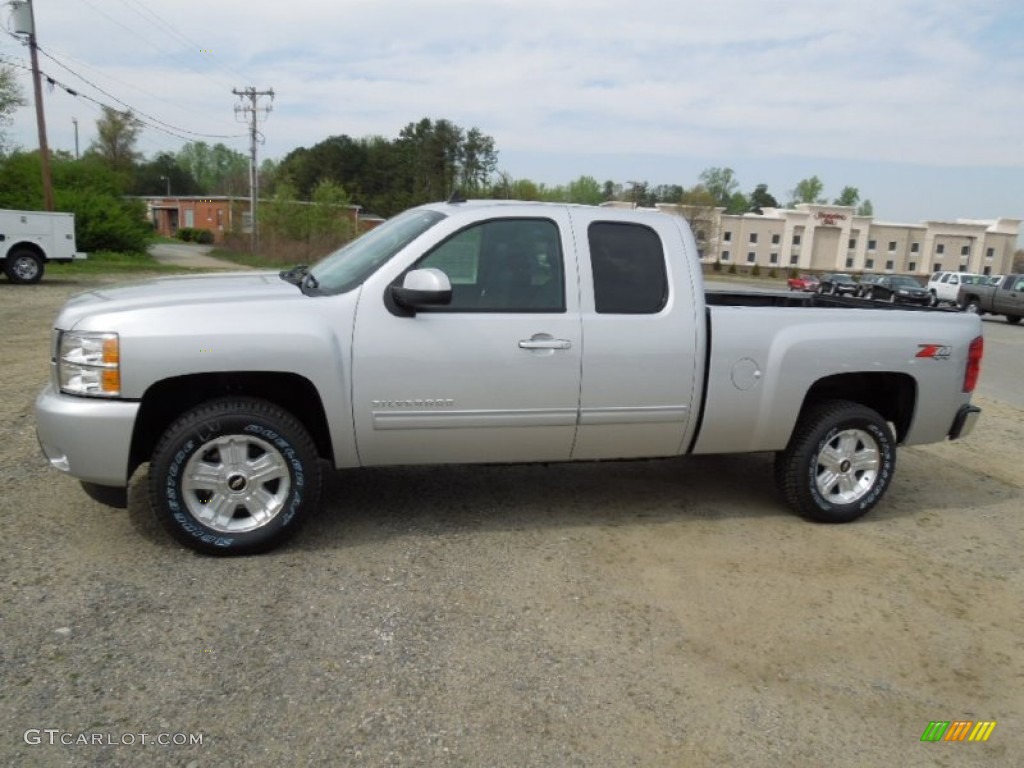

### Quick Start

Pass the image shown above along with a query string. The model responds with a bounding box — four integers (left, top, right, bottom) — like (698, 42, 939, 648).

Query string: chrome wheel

(181, 434, 291, 533)
(813, 428, 880, 505)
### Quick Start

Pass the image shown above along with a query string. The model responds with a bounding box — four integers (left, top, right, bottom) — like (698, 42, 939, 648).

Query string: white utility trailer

(0, 208, 87, 284)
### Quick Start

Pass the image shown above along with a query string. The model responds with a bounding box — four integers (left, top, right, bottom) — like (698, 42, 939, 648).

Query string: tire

(1007, 315, 1022, 325)
(4, 249, 44, 284)
(928, 291, 938, 307)
(865, 289, 875, 301)
(774, 400, 895, 524)
(149, 397, 322, 555)
(964, 299, 980, 314)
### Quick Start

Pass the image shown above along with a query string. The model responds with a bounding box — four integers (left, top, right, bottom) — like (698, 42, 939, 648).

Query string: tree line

(3, 64, 881, 253)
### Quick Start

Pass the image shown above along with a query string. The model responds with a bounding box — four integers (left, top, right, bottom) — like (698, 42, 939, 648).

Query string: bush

(54, 188, 150, 253)
(194, 229, 214, 244)
(751, 263, 762, 277)
(768, 268, 778, 279)
(177, 227, 194, 242)
(712, 259, 722, 272)
(728, 263, 737, 274)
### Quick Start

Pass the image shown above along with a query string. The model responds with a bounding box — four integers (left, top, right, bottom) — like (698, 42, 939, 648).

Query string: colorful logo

(921, 720, 996, 742)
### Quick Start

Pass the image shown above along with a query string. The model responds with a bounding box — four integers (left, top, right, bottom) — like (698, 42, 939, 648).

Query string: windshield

(960, 275, 985, 285)
(890, 277, 921, 288)
(308, 208, 446, 295)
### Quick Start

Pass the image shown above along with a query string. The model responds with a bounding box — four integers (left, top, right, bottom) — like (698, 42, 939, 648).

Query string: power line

(32, 42, 245, 140)
(107, 0, 250, 85)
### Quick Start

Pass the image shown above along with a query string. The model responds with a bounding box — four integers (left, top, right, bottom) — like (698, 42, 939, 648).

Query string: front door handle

(519, 338, 572, 350)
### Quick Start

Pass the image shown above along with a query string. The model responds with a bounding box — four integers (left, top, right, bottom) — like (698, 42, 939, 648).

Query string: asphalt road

(976, 316, 1024, 408)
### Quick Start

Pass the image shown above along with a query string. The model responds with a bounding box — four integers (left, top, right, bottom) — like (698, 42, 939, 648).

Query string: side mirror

(391, 268, 452, 312)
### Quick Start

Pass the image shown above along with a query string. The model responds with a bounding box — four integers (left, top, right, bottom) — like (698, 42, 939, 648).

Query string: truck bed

(704, 290, 953, 313)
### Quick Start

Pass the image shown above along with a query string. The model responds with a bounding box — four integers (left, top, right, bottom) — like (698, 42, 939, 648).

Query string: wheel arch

(129, 372, 334, 477)
(3, 241, 46, 260)
(797, 372, 917, 443)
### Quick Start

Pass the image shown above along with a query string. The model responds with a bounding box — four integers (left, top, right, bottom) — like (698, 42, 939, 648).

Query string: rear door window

(588, 222, 668, 314)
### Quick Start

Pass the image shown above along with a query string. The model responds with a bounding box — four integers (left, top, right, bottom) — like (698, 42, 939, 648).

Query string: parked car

(1, 207, 87, 284)
(855, 273, 885, 298)
(863, 275, 931, 305)
(926, 271, 986, 306)
(817, 273, 859, 296)
(787, 274, 819, 292)
(957, 273, 1024, 324)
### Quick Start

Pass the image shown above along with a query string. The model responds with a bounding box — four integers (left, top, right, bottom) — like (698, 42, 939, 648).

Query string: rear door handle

(519, 338, 572, 350)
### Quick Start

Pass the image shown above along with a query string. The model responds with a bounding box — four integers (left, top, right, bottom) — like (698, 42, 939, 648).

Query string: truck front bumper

(948, 404, 981, 441)
(35, 383, 139, 487)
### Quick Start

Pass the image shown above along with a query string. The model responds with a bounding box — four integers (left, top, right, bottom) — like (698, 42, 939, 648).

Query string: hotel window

(867, 239, 876, 250)
(888, 241, 897, 252)
(721, 250, 730, 261)
(986, 247, 995, 258)
(848, 238, 856, 249)
(865, 258, 874, 269)
(910, 242, 919, 253)
(960, 245, 970, 256)
(771, 234, 780, 245)
(908, 262, 916, 272)
(936, 244, 945, 254)
(749, 233, 758, 244)
(789, 254, 799, 265)
(845, 257, 853, 268)
(885, 260, 894, 271)
(792, 234, 802, 245)
(769, 253, 778, 264)
(747, 252, 756, 264)
(723, 231, 732, 242)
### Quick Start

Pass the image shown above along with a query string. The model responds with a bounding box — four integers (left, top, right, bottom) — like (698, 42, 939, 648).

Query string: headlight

(57, 331, 120, 397)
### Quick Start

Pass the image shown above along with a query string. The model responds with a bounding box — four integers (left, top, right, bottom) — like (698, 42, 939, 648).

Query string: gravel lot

(1, 273, 1021, 767)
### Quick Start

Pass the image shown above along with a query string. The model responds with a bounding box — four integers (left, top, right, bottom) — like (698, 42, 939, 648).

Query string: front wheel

(775, 400, 895, 524)
(4, 249, 44, 284)
(963, 299, 981, 314)
(1007, 315, 1022, 325)
(149, 397, 322, 555)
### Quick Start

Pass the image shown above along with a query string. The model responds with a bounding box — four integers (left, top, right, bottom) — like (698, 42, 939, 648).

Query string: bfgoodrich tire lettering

(775, 400, 895, 524)
(149, 398, 321, 555)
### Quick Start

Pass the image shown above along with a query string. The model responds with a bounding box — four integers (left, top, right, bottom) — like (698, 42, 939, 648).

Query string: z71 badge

(916, 344, 952, 359)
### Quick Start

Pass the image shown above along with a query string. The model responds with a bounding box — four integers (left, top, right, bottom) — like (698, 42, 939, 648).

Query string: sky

(2, 0, 1023, 238)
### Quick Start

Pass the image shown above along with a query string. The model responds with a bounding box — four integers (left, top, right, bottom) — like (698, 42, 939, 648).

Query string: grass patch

(46, 250, 184, 275)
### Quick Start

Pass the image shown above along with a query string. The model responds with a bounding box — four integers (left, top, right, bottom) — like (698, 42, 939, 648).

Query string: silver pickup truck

(36, 200, 984, 555)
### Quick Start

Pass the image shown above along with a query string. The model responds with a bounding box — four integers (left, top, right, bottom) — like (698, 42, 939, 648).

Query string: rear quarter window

(588, 222, 668, 314)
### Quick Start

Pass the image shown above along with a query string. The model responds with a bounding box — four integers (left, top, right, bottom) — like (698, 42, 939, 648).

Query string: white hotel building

(639, 203, 1020, 277)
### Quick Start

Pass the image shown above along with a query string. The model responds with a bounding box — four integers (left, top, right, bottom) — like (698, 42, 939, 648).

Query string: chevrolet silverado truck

(957, 273, 1024, 324)
(35, 200, 984, 555)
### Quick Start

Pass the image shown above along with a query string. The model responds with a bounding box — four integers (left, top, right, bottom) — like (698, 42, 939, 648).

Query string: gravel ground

(1, 274, 1021, 767)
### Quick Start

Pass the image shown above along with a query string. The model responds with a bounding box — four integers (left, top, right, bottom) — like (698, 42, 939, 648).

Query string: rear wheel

(1007, 315, 1022, 325)
(964, 299, 981, 314)
(149, 397, 322, 555)
(4, 249, 44, 284)
(775, 400, 895, 523)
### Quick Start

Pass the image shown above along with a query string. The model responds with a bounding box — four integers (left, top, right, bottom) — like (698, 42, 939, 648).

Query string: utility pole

(12, 0, 54, 210)
(72, 117, 79, 159)
(232, 87, 274, 252)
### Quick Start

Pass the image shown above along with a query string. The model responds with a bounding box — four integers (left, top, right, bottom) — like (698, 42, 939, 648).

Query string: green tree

(566, 175, 604, 205)
(698, 167, 739, 207)
(87, 107, 143, 174)
(1, 64, 26, 153)
(132, 151, 199, 196)
(789, 176, 826, 205)
(833, 186, 860, 207)
(748, 183, 779, 212)
(857, 199, 874, 216)
(176, 141, 248, 195)
(725, 191, 749, 214)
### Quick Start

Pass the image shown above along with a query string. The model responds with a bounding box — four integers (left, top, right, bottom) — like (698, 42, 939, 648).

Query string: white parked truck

(1, 208, 86, 284)
(35, 200, 984, 555)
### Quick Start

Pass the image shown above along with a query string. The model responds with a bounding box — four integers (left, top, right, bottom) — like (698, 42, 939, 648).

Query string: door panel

(351, 212, 582, 465)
